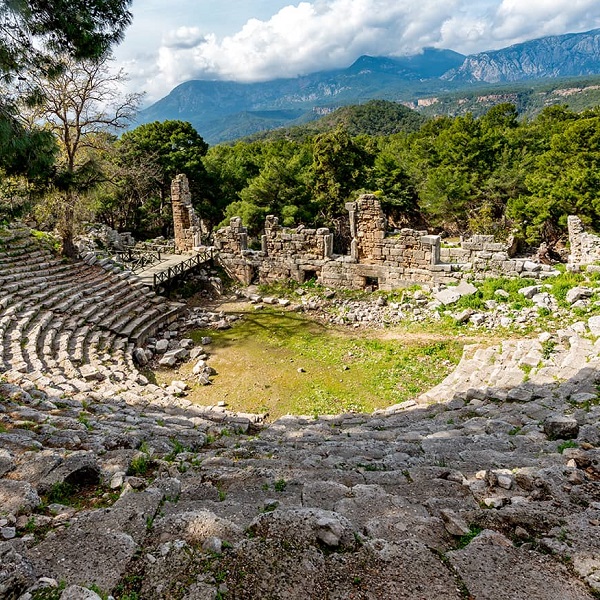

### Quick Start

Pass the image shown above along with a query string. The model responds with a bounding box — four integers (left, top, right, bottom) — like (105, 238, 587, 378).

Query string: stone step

(127, 304, 185, 346)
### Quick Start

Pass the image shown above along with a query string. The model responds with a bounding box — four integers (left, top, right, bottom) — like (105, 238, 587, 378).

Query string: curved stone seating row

(2, 330, 600, 598)
(0, 227, 184, 403)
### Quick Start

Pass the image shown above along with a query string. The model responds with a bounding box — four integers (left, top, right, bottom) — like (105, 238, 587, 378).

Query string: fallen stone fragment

(588, 315, 600, 337)
(566, 287, 594, 304)
(0, 449, 15, 477)
(440, 509, 471, 536)
(544, 416, 580, 440)
(155, 339, 170, 354)
(454, 309, 473, 323)
(133, 347, 148, 366)
(0, 541, 35, 599)
(153, 509, 243, 545)
(518, 285, 541, 299)
(158, 355, 178, 367)
(249, 508, 356, 549)
(435, 288, 463, 306)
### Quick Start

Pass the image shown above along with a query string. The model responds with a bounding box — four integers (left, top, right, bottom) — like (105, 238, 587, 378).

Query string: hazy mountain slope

(136, 49, 464, 143)
(136, 29, 600, 144)
(443, 28, 600, 83)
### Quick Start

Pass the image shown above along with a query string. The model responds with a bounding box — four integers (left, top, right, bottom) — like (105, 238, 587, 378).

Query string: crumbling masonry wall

(568, 215, 600, 269)
(215, 215, 334, 285)
(171, 174, 203, 252)
(214, 194, 559, 290)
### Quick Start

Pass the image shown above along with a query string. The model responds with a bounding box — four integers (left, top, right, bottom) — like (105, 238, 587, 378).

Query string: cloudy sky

(113, 0, 600, 103)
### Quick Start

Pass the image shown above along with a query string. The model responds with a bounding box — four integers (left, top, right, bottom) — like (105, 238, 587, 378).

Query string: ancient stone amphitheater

(1, 226, 600, 600)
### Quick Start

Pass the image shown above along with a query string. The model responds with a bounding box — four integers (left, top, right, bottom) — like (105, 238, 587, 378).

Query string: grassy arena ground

(153, 305, 464, 419)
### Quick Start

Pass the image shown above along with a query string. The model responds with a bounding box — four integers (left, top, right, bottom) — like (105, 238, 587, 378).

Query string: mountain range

(136, 28, 600, 144)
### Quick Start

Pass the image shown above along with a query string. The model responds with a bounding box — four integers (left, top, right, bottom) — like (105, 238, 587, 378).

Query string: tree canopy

(0, 0, 132, 80)
(0, 0, 133, 227)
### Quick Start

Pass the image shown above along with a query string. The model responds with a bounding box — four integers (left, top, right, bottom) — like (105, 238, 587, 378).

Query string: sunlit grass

(154, 307, 463, 419)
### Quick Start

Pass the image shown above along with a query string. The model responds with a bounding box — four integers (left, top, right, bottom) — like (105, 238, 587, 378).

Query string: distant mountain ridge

(136, 29, 600, 144)
(443, 28, 600, 83)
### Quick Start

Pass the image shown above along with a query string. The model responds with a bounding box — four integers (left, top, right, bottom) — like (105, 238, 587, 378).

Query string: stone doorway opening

(300, 268, 320, 284)
(364, 276, 379, 291)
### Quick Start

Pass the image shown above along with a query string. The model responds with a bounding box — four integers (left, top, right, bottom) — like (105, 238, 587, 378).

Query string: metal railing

(153, 248, 213, 288)
(114, 245, 163, 273)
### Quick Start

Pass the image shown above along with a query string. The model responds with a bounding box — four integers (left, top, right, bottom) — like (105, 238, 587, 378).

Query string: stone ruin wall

(214, 215, 334, 285)
(568, 215, 600, 270)
(171, 174, 203, 253)
(214, 194, 560, 290)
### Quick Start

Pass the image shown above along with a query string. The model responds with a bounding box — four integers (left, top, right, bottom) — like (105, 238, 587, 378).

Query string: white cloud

(492, 0, 600, 43)
(119, 0, 600, 102)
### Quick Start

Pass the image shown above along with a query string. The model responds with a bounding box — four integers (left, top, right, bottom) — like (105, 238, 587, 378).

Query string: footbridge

(115, 245, 214, 289)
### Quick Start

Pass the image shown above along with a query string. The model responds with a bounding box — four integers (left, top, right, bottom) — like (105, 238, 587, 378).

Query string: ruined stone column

(171, 173, 202, 252)
(347, 194, 387, 263)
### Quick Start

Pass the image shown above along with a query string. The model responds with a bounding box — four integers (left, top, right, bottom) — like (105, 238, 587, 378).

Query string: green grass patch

(454, 276, 537, 311)
(31, 582, 68, 600)
(548, 271, 586, 307)
(31, 229, 61, 253)
(558, 440, 578, 453)
(160, 307, 463, 418)
(258, 278, 371, 302)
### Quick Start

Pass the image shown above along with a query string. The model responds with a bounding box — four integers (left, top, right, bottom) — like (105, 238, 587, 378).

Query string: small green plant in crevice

(537, 307, 551, 318)
(87, 584, 109, 599)
(555, 527, 568, 542)
(46, 481, 75, 505)
(127, 454, 151, 476)
(557, 440, 578, 453)
(508, 426, 522, 436)
(77, 412, 93, 430)
(30, 581, 67, 599)
(456, 526, 483, 549)
(16, 420, 38, 432)
(541, 339, 556, 359)
(165, 438, 188, 462)
(218, 487, 227, 502)
(273, 478, 287, 492)
(519, 363, 533, 382)
(23, 516, 36, 533)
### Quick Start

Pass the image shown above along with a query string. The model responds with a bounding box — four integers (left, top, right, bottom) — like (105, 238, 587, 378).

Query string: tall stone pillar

(171, 173, 201, 252)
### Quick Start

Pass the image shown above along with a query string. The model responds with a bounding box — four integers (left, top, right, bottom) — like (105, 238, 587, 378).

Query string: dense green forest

(3, 96, 600, 252)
